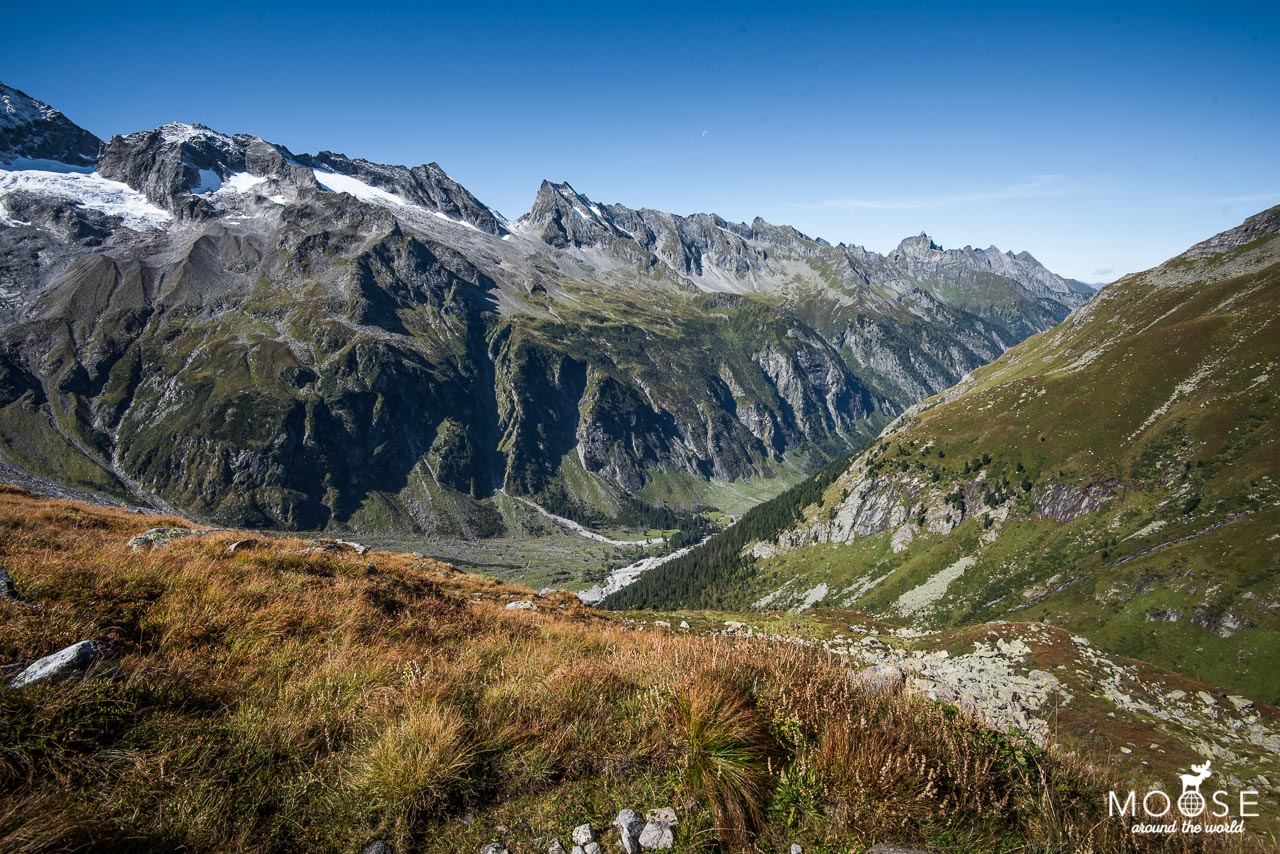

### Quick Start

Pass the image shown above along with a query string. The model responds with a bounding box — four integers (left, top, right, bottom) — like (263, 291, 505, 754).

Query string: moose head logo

(1177, 761, 1212, 816)
(1179, 761, 1212, 795)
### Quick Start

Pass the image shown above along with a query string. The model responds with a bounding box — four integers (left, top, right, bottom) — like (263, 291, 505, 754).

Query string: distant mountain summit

(0, 81, 1091, 534)
(0, 83, 101, 168)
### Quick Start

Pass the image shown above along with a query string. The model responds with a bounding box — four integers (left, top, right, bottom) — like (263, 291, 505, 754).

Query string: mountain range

(0, 81, 1092, 535)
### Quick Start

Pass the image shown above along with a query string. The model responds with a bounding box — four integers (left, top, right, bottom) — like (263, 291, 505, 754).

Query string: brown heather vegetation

(0, 486, 1268, 853)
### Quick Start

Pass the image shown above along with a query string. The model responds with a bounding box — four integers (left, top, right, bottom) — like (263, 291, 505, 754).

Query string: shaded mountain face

(0, 84, 101, 168)
(0, 82, 1090, 534)
(653, 205, 1280, 701)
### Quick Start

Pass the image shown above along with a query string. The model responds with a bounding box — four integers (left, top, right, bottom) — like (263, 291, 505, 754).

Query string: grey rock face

(9, 639, 113, 688)
(361, 841, 394, 854)
(304, 152, 507, 236)
(96, 123, 311, 216)
(570, 824, 594, 845)
(0, 83, 101, 167)
(547, 839, 567, 854)
(479, 845, 508, 854)
(1181, 204, 1280, 260)
(1032, 479, 1120, 522)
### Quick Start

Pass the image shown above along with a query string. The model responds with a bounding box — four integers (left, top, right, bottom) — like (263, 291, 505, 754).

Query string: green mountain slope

(611, 206, 1280, 704)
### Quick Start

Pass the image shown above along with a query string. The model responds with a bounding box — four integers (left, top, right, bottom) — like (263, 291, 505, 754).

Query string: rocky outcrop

(1032, 478, 1120, 522)
(0, 84, 101, 167)
(300, 151, 507, 235)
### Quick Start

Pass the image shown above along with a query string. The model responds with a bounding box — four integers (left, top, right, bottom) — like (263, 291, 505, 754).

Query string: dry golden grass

(0, 486, 1270, 852)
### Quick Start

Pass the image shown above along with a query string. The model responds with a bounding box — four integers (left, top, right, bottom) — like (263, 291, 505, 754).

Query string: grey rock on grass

(9, 640, 113, 688)
(0, 566, 19, 599)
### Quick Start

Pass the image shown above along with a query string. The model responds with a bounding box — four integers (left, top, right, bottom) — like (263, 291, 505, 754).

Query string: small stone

(226, 539, 260, 555)
(127, 527, 203, 550)
(1197, 690, 1217, 706)
(505, 600, 536, 610)
(9, 640, 114, 688)
(0, 566, 20, 600)
(791, 845, 803, 854)
(615, 809, 644, 854)
(679, 620, 690, 629)
(645, 807, 677, 825)
(583, 845, 601, 854)
(547, 839, 567, 854)
(866, 846, 932, 854)
(571, 824, 594, 845)
(855, 664, 904, 694)
(637, 821, 673, 849)
(479, 845, 508, 854)
(334, 539, 371, 555)
(362, 841, 394, 854)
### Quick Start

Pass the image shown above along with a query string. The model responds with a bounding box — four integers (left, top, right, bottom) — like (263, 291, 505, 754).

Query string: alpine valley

(0, 81, 1091, 552)
(4, 79, 1280, 852)
(614, 199, 1280, 706)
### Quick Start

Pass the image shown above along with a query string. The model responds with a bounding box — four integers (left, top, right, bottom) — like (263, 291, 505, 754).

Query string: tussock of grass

(350, 701, 475, 826)
(0, 487, 1262, 852)
(669, 674, 774, 847)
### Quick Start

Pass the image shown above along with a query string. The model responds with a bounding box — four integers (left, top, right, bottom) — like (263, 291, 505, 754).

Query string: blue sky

(4, 1, 1277, 281)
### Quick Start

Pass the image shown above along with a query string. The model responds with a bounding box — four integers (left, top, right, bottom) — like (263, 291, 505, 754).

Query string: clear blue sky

(4, 1, 1277, 281)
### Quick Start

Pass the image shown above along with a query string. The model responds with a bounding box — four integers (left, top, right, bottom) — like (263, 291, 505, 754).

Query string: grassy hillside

(0, 487, 1249, 853)
(635, 207, 1280, 706)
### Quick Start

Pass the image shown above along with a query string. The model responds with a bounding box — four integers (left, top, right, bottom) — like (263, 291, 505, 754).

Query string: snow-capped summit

(0, 83, 101, 169)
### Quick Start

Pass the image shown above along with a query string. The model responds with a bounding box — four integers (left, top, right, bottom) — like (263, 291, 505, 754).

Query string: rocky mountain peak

(296, 151, 507, 235)
(895, 232, 942, 258)
(1181, 202, 1280, 260)
(96, 123, 305, 215)
(518, 179, 631, 247)
(0, 82, 101, 168)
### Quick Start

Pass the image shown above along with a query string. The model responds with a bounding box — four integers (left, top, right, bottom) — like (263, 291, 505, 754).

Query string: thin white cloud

(793, 174, 1075, 211)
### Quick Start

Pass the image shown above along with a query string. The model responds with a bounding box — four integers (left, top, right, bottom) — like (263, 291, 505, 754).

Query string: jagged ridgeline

(657, 205, 1280, 703)
(0, 82, 1090, 534)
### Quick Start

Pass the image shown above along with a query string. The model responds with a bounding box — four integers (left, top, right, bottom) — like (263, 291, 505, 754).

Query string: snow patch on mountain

(313, 169, 406, 207)
(0, 167, 172, 231)
(0, 157, 93, 174)
(429, 209, 480, 231)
